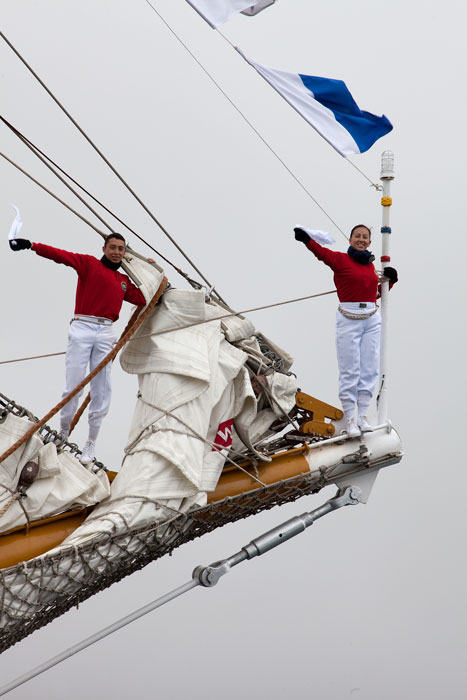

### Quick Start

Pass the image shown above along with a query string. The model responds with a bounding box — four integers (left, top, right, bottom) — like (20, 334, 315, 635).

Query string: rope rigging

(1, 19, 378, 470)
(0, 288, 337, 366)
(1, 116, 200, 284)
(0, 30, 225, 304)
(1, 151, 105, 236)
(135, 395, 269, 487)
(1, 13, 382, 315)
(143, 0, 348, 241)
(0, 278, 167, 466)
(2, 118, 116, 236)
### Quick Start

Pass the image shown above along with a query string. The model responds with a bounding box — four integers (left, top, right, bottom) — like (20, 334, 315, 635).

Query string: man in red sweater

(10, 233, 146, 465)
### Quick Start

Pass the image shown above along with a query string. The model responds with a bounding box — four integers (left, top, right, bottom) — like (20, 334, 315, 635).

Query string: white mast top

(377, 150, 395, 423)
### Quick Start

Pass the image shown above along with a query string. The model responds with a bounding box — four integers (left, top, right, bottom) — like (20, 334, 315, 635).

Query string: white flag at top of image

(185, 0, 276, 28)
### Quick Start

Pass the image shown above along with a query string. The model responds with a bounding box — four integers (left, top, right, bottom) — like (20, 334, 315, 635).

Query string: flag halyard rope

(143, 1, 348, 241)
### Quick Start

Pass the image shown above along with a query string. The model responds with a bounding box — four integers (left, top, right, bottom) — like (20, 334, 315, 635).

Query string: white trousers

(335, 308, 381, 420)
(60, 320, 117, 431)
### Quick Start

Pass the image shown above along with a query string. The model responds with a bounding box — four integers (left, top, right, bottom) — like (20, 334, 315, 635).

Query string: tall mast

(377, 150, 395, 423)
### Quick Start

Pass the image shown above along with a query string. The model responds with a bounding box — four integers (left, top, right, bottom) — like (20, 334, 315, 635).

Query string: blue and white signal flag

(242, 53, 393, 156)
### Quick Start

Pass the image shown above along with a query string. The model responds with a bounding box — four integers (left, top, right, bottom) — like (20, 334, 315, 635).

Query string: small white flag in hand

(8, 205, 23, 241)
(297, 227, 335, 245)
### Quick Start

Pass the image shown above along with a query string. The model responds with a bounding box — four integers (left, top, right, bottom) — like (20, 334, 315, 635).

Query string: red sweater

(33, 243, 146, 321)
(305, 238, 380, 302)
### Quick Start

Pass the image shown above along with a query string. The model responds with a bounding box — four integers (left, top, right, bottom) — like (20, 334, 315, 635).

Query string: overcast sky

(1, 1, 466, 698)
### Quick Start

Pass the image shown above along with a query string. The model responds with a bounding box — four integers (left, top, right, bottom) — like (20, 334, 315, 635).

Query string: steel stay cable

(2, 149, 154, 293)
(0, 289, 337, 366)
(2, 118, 115, 237)
(1, 149, 200, 288)
(0, 579, 199, 698)
(0, 487, 360, 697)
(0, 277, 167, 465)
(1, 151, 105, 235)
(143, 0, 347, 240)
(0, 30, 224, 302)
(1, 116, 194, 280)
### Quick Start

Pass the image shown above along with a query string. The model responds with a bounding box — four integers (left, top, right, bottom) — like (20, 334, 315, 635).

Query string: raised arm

(294, 227, 342, 271)
(10, 238, 87, 273)
(30, 242, 87, 270)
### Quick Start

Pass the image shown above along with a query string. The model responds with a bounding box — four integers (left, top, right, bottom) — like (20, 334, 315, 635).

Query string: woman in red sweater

(294, 224, 397, 437)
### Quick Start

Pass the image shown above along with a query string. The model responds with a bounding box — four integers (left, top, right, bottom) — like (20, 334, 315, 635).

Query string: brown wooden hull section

(0, 446, 310, 569)
(0, 511, 88, 569)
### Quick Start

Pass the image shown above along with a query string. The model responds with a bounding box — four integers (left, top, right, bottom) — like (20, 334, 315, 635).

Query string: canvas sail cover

(0, 255, 296, 543)
(0, 414, 110, 534)
(59, 284, 297, 548)
(0, 253, 163, 536)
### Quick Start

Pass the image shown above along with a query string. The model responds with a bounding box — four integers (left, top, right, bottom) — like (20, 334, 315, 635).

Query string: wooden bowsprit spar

(0, 486, 360, 697)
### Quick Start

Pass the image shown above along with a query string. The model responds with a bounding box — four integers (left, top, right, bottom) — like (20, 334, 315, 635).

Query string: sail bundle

(56, 273, 297, 545)
(0, 414, 110, 535)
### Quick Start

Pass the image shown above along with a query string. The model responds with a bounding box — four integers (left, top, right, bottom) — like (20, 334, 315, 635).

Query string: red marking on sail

(212, 418, 234, 452)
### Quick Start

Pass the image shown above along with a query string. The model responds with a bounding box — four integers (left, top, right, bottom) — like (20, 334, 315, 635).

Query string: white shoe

(358, 416, 374, 433)
(80, 440, 96, 465)
(346, 418, 361, 438)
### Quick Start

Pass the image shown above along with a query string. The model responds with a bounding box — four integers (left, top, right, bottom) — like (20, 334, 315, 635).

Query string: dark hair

(104, 232, 126, 246)
(350, 224, 371, 239)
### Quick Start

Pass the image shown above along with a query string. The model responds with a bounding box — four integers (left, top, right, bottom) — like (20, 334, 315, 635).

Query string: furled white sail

(0, 413, 110, 534)
(60, 285, 297, 546)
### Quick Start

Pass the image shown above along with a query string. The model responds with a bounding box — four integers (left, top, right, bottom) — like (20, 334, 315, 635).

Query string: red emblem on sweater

(212, 418, 234, 452)
(121, 281, 127, 291)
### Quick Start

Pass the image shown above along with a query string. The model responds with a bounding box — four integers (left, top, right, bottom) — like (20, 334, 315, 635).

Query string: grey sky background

(1, 1, 466, 698)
